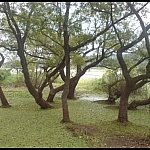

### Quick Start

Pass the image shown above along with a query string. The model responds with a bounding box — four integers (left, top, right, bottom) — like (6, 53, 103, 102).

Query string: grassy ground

(0, 80, 150, 148)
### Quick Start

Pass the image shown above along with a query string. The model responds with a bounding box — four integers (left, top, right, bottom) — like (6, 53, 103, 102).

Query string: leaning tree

(0, 2, 53, 109)
(0, 52, 11, 107)
(111, 2, 150, 122)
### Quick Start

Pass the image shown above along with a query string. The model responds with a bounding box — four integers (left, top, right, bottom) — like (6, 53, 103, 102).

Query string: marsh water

(78, 93, 108, 102)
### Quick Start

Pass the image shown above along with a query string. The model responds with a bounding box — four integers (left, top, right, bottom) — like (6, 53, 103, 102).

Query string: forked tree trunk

(46, 85, 64, 102)
(17, 47, 52, 109)
(23, 69, 52, 109)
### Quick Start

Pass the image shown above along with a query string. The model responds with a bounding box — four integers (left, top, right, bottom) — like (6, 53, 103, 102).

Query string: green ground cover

(0, 80, 149, 148)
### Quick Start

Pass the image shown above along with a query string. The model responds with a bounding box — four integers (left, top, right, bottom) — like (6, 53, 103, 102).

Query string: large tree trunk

(128, 98, 150, 110)
(0, 86, 11, 108)
(67, 78, 79, 99)
(23, 66, 52, 109)
(61, 2, 71, 123)
(0, 53, 11, 107)
(117, 86, 131, 123)
(46, 91, 55, 103)
(61, 82, 70, 122)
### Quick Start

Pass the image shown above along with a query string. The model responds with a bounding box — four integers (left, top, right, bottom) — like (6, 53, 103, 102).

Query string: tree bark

(61, 82, 70, 122)
(128, 98, 150, 110)
(61, 2, 71, 123)
(0, 86, 11, 107)
(0, 53, 11, 107)
(67, 78, 79, 99)
(46, 85, 64, 102)
(117, 86, 131, 123)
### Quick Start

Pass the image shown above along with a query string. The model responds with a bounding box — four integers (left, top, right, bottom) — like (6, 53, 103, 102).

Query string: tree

(112, 2, 150, 122)
(0, 2, 52, 109)
(88, 2, 150, 122)
(61, 2, 137, 99)
(99, 49, 149, 104)
(60, 2, 71, 122)
(0, 53, 11, 107)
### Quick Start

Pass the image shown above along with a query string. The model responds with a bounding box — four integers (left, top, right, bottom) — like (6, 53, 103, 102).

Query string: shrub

(0, 68, 11, 81)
